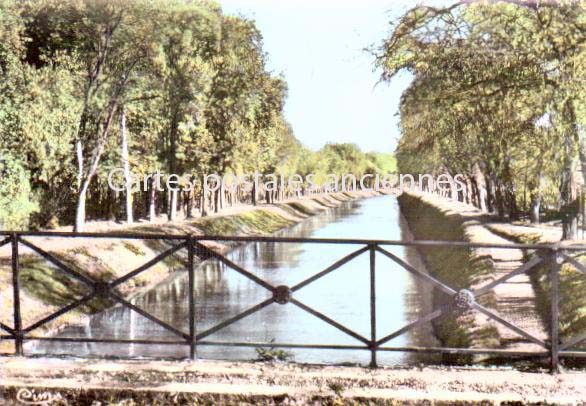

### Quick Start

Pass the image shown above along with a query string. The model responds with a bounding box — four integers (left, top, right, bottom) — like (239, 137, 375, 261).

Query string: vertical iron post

(188, 236, 196, 360)
(369, 243, 377, 368)
(550, 249, 561, 373)
(11, 233, 22, 356)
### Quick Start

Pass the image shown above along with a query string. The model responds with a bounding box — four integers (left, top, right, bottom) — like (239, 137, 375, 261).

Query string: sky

(219, 0, 416, 153)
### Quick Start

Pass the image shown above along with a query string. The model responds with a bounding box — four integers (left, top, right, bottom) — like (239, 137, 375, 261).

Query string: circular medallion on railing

(454, 289, 475, 309)
(273, 285, 292, 305)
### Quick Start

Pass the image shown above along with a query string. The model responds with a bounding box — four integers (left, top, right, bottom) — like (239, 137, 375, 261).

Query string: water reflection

(32, 195, 440, 366)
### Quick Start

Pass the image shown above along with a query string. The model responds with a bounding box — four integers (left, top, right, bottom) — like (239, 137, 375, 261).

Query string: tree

(24, 0, 162, 230)
(377, 1, 586, 239)
(146, 1, 220, 219)
(0, 0, 317, 229)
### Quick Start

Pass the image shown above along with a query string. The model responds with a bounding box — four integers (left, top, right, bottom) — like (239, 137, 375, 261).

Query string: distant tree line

(0, 0, 393, 231)
(377, 1, 586, 239)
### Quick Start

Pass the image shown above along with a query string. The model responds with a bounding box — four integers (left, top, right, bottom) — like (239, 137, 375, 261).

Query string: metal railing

(1, 231, 585, 371)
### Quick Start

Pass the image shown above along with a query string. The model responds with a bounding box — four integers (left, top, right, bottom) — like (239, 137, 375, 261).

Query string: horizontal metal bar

(377, 346, 550, 357)
(2, 230, 583, 250)
(186, 341, 557, 358)
(23, 336, 188, 345)
(2, 231, 189, 241)
(195, 237, 586, 251)
(559, 351, 586, 358)
(196, 341, 369, 350)
(7, 340, 584, 358)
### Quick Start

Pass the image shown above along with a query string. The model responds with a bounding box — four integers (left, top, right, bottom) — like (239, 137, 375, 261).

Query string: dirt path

(1, 357, 585, 405)
(467, 224, 548, 351)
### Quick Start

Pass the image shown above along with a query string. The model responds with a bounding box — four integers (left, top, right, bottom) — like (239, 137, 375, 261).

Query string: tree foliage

(377, 0, 586, 239)
(0, 0, 385, 230)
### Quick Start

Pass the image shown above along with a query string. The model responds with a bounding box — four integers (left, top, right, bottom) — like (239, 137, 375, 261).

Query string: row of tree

(0, 0, 391, 231)
(377, 1, 586, 239)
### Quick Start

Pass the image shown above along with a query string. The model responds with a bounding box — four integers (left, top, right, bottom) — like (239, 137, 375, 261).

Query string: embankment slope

(398, 191, 547, 355)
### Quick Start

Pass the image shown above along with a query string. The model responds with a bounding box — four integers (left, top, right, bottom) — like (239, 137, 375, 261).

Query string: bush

(255, 346, 293, 362)
(0, 152, 38, 229)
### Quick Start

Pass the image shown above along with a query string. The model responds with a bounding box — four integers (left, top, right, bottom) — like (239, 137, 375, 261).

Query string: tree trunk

(219, 183, 225, 210)
(167, 108, 179, 221)
(560, 152, 578, 240)
(504, 182, 518, 220)
(252, 181, 257, 206)
(464, 177, 472, 204)
(75, 190, 87, 232)
(120, 105, 133, 225)
(470, 179, 479, 208)
(186, 191, 194, 218)
(168, 189, 178, 221)
(560, 101, 579, 240)
(201, 188, 208, 217)
(74, 140, 85, 231)
(108, 188, 117, 221)
(484, 175, 492, 213)
(147, 176, 156, 221)
(74, 100, 118, 232)
(496, 184, 506, 217)
(214, 189, 220, 213)
(530, 192, 541, 224)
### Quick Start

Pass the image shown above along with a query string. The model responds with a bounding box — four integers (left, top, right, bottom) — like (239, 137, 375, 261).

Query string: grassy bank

(0, 192, 372, 351)
(398, 193, 501, 354)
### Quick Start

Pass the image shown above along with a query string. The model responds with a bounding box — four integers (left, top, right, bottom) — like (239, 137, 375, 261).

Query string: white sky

(219, 0, 418, 153)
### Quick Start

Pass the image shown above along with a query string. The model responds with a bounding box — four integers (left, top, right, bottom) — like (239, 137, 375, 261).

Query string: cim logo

(16, 389, 63, 405)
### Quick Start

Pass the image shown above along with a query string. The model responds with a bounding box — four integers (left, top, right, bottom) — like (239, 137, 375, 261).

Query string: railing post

(369, 243, 377, 368)
(188, 236, 196, 360)
(11, 233, 23, 356)
(550, 249, 561, 373)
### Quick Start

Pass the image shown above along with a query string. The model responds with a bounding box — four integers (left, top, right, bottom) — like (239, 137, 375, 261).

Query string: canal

(32, 195, 441, 366)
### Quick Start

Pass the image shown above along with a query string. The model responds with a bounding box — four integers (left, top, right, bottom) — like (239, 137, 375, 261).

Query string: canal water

(32, 195, 441, 366)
